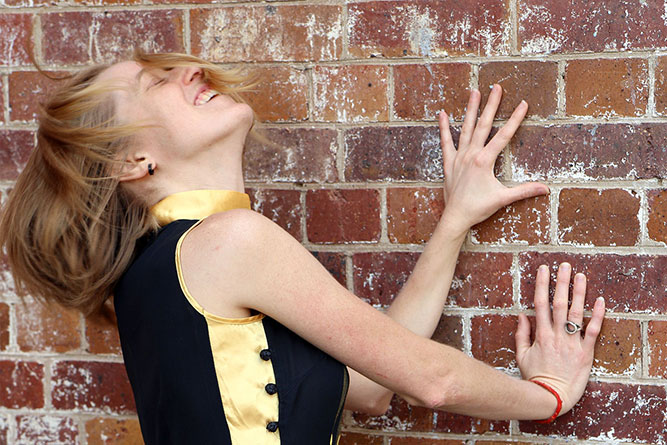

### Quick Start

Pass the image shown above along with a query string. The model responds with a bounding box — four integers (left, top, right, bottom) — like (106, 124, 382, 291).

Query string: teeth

(195, 88, 220, 106)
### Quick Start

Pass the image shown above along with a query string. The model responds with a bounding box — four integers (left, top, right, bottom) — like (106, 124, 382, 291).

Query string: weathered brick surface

(387, 187, 444, 244)
(0, 14, 32, 66)
(311, 252, 346, 287)
(313, 65, 389, 123)
(592, 318, 641, 376)
(471, 314, 517, 370)
(479, 61, 558, 119)
(0, 303, 8, 351)
(306, 189, 380, 243)
(393, 63, 471, 121)
(647, 189, 667, 243)
(42, 11, 184, 64)
(519, 382, 666, 443)
(0, 130, 34, 180)
(244, 66, 309, 122)
(389, 438, 464, 445)
(519, 253, 667, 313)
(512, 124, 667, 181)
(471, 195, 550, 245)
(345, 126, 443, 182)
(353, 252, 419, 307)
(191, 6, 342, 62)
(448, 252, 513, 308)
(16, 415, 78, 444)
(339, 432, 383, 445)
(85, 417, 143, 445)
(52, 361, 136, 413)
(0, 416, 6, 445)
(519, 0, 667, 54)
(348, 1, 511, 58)
(565, 59, 648, 117)
(248, 188, 302, 240)
(244, 128, 337, 183)
(558, 188, 640, 246)
(656, 56, 667, 115)
(350, 395, 433, 431)
(85, 309, 121, 355)
(8, 71, 67, 123)
(434, 413, 508, 435)
(16, 299, 81, 353)
(431, 315, 463, 351)
(0, 361, 44, 409)
(648, 321, 667, 378)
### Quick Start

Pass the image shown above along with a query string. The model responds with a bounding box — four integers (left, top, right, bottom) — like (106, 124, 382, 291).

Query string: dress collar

(150, 190, 251, 226)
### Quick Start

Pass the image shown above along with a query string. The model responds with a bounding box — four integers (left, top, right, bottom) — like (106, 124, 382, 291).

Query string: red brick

(519, 0, 667, 54)
(471, 195, 550, 245)
(387, 187, 444, 244)
(0, 130, 34, 180)
(16, 415, 78, 444)
(393, 63, 471, 121)
(191, 6, 342, 62)
(519, 382, 666, 442)
(306, 189, 380, 243)
(8, 71, 68, 123)
(0, 360, 44, 409)
(647, 189, 667, 244)
(52, 361, 136, 413)
(0, 14, 32, 66)
(244, 128, 337, 183)
(247, 188, 302, 240)
(0, 77, 3, 124)
(85, 308, 121, 355)
(471, 314, 517, 370)
(311, 252, 346, 287)
(592, 318, 641, 376)
(348, 1, 511, 58)
(477, 442, 537, 445)
(42, 11, 184, 64)
(479, 61, 558, 119)
(313, 65, 389, 123)
(648, 321, 667, 378)
(449, 252, 513, 308)
(519, 253, 667, 313)
(0, 303, 8, 351)
(16, 299, 81, 353)
(244, 66, 308, 122)
(558, 188, 640, 246)
(511, 123, 667, 181)
(351, 395, 433, 431)
(389, 438, 464, 445)
(431, 315, 463, 351)
(565, 59, 648, 117)
(85, 417, 143, 445)
(0, 417, 6, 445)
(345, 126, 443, 182)
(353, 252, 419, 306)
(434, 411, 509, 435)
(656, 56, 667, 115)
(339, 432, 383, 445)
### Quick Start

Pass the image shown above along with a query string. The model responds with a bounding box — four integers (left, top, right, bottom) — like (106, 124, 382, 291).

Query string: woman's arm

(180, 205, 604, 420)
(343, 85, 554, 413)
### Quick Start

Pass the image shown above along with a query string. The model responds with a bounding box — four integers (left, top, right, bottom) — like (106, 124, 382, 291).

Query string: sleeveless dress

(114, 190, 349, 445)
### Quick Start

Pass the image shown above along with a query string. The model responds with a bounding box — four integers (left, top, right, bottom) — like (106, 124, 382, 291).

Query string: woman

(0, 52, 605, 444)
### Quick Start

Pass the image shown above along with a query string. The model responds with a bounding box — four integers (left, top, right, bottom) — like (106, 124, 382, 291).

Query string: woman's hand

(516, 263, 606, 415)
(438, 84, 549, 235)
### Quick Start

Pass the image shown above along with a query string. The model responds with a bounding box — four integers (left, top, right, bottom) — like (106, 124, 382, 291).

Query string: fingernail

(560, 262, 571, 270)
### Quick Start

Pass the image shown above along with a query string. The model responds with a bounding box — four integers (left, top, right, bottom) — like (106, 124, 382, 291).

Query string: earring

(148, 163, 155, 176)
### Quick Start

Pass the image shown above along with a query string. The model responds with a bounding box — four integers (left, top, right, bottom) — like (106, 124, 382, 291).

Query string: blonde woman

(0, 52, 605, 444)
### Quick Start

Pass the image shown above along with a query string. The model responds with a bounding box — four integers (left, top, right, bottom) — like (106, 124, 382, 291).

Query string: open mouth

(195, 88, 220, 106)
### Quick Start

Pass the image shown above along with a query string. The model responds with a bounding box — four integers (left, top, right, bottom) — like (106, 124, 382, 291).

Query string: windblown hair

(0, 51, 256, 316)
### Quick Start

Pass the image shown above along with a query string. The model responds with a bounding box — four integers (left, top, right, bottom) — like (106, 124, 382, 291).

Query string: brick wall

(1, 0, 666, 444)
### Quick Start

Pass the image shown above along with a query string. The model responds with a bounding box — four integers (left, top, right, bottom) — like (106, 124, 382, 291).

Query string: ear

(117, 154, 155, 183)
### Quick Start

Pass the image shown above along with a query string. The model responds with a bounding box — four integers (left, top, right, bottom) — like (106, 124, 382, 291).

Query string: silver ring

(565, 321, 581, 335)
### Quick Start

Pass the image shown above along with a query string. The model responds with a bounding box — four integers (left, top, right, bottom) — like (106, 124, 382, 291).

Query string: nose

(180, 66, 203, 85)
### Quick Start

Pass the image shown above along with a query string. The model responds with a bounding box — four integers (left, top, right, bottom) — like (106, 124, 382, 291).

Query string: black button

(260, 349, 272, 361)
(265, 383, 277, 395)
(266, 421, 279, 432)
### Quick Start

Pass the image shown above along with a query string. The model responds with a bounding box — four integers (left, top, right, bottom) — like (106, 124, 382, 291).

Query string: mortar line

(183, 9, 191, 54)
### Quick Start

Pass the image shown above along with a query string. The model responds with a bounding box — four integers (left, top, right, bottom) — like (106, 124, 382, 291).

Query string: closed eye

(149, 78, 167, 89)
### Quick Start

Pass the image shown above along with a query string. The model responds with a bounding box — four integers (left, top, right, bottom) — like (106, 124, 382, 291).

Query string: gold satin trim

(175, 220, 280, 444)
(150, 189, 250, 226)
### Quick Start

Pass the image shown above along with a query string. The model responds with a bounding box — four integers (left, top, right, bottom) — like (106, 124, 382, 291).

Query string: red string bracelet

(530, 379, 563, 423)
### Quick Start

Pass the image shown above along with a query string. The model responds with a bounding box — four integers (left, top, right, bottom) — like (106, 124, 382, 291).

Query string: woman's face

(99, 61, 254, 164)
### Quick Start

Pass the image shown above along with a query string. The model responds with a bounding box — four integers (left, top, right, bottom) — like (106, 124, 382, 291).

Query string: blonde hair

(0, 51, 256, 316)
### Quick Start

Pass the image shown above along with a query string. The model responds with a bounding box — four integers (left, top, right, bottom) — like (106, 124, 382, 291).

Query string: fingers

(459, 89, 481, 149)
(438, 111, 456, 178)
(534, 265, 552, 336)
(583, 297, 605, 352)
(515, 313, 531, 358)
(499, 182, 550, 207)
(552, 263, 572, 327)
(470, 84, 503, 148)
(486, 100, 528, 158)
(567, 273, 587, 327)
